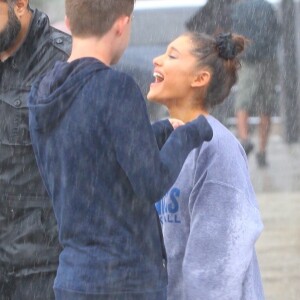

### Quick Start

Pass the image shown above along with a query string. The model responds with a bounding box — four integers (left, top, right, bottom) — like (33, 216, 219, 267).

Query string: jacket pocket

(0, 205, 60, 268)
(0, 89, 32, 146)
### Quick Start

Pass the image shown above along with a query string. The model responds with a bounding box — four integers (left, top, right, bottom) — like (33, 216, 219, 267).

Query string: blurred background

(29, 1, 300, 299)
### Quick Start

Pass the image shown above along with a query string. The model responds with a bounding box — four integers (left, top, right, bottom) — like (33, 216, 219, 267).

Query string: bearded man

(0, 1, 71, 299)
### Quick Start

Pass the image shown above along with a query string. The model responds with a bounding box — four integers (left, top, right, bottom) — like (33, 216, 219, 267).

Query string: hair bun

(216, 33, 239, 60)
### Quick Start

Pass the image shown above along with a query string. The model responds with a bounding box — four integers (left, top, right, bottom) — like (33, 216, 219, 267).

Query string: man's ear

(191, 70, 211, 88)
(115, 15, 130, 36)
(14, 0, 29, 16)
(65, 16, 71, 32)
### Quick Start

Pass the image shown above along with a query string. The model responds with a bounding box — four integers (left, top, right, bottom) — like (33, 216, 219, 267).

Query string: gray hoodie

(156, 116, 264, 300)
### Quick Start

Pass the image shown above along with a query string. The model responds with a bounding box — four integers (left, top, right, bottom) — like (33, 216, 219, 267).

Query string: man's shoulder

(28, 9, 71, 57)
(104, 67, 139, 89)
(234, 0, 276, 16)
(48, 26, 72, 56)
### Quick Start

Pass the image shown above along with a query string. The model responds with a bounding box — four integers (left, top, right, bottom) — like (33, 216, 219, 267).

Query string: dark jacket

(232, 0, 280, 63)
(28, 57, 213, 296)
(186, 0, 234, 35)
(0, 9, 71, 278)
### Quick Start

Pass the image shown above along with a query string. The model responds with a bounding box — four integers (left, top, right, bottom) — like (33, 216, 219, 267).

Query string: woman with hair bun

(148, 32, 264, 300)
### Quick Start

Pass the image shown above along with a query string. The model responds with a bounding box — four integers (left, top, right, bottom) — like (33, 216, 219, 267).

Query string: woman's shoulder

(205, 116, 241, 152)
(188, 116, 250, 191)
(195, 115, 248, 174)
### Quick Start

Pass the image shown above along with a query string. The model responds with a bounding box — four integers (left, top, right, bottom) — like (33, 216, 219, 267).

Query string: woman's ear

(191, 70, 211, 88)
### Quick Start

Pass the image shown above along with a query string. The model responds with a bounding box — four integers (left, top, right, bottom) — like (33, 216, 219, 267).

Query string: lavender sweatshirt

(156, 116, 264, 300)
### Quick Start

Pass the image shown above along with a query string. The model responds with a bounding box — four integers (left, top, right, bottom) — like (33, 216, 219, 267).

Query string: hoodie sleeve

(181, 179, 263, 299)
(151, 119, 174, 150)
(106, 73, 213, 203)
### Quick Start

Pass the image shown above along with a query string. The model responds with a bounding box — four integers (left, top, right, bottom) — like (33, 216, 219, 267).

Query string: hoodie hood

(28, 58, 108, 133)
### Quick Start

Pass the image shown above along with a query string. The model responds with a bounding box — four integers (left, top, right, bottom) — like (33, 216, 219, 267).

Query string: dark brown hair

(188, 32, 245, 109)
(65, 0, 135, 38)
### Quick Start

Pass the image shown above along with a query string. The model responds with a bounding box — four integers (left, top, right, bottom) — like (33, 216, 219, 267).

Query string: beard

(0, 6, 21, 52)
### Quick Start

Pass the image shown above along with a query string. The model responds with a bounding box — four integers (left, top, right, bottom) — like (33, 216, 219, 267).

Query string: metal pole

(281, 0, 299, 143)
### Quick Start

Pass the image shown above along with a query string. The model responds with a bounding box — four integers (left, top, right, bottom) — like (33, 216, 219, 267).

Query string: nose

(153, 54, 163, 66)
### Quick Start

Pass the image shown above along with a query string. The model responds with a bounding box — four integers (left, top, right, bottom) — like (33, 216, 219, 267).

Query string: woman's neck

(168, 103, 209, 123)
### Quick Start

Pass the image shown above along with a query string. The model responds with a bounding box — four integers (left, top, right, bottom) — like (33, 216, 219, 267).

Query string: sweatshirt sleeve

(151, 119, 174, 150)
(106, 73, 213, 203)
(182, 180, 263, 300)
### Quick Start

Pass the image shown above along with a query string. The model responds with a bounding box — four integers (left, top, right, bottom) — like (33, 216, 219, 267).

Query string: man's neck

(68, 35, 115, 66)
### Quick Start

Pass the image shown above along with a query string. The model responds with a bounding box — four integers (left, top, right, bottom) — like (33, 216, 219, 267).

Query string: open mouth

(153, 72, 164, 83)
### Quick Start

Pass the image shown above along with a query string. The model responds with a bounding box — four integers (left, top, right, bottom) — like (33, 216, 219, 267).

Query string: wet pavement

(239, 122, 300, 300)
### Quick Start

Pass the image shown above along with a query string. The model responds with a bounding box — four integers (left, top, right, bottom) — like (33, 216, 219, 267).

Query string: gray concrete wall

(30, 0, 65, 23)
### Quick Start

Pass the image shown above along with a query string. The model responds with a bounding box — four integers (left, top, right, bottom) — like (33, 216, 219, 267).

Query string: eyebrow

(169, 46, 181, 54)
